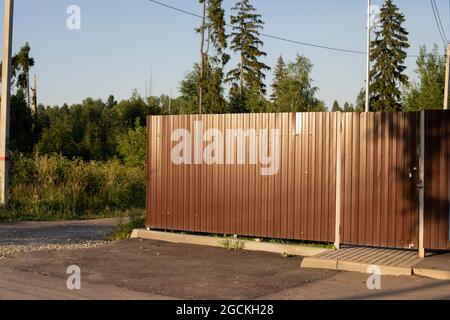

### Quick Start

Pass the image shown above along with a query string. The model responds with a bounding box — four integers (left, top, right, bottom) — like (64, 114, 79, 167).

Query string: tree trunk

(240, 52, 244, 97)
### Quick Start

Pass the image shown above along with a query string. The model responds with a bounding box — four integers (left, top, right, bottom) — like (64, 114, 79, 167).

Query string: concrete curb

(131, 229, 331, 257)
(301, 257, 338, 270)
(338, 261, 412, 276)
(413, 268, 450, 280)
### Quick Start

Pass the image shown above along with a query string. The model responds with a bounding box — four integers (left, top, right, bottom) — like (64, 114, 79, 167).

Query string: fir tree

(227, 0, 270, 99)
(369, 0, 409, 111)
(271, 55, 287, 102)
(332, 100, 342, 112)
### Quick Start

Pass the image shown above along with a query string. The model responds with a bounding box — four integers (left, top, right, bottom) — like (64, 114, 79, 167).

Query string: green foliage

(179, 66, 201, 114)
(1, 43, 35, 95)
(403, 45, 445, 111)
(354, 88, 366, 112)
(220, 239, 244, 251)
(369, 0, 409, 111)
(271, 54, 323, 112)
(106, 210, 145, 241)
(115, 90, 151, 127)
(271, 55, 287, 102)
(227, 0, 270, 96)
(197, 0, 229, 115)
(37, 98, 119, 160)
(116, 119, 147, 167)
(332, 100, 342, 112)
(1, 153, 145, 221)
(10, 89, 34, 152)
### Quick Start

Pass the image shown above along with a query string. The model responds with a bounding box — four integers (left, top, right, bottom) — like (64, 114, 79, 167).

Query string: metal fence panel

(424, 111, 450, 250)
(147, 111, 450, 251)
(340, 112, 419, 249)
(147, 113, 337, 243)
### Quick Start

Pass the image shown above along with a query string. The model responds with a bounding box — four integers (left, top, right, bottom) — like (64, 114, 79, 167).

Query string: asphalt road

(0, 220, 450, 300)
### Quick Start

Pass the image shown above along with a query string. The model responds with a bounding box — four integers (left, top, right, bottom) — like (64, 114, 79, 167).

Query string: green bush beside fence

(0, 152, 145, 221)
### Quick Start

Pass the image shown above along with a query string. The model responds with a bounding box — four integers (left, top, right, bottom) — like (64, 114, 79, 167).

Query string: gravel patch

(0, 218, 119, 258)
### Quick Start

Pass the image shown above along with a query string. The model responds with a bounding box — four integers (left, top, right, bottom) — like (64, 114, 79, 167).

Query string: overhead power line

(147, 0, 441, 58)
(430, 0, 448, 46)
(147, 0, 365, 55)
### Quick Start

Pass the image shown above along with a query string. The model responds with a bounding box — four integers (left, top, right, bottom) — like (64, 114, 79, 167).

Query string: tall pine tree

(369, 0, 409, 111)
(227, 0, 270, 111)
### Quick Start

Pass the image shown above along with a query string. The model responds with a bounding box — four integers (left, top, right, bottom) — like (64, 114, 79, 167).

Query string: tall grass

(0, 153, 145, 221)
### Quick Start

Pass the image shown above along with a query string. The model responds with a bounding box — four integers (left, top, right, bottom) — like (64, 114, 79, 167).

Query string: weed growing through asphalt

(220, 239, 245, 251)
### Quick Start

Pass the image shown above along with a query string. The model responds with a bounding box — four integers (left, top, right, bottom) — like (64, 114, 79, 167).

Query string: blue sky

(1, 0, 449, 108)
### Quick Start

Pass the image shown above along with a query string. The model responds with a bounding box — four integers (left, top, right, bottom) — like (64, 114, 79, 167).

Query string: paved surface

(415, 252, 450, 271)
(1, 220, 450, 300)
(314, 246, 423, 267)
(0, 219, 118, 258)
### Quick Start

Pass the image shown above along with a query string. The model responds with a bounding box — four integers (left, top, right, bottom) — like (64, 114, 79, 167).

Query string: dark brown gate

(340, 112, 420, 249)
(424, 111, 450, 250)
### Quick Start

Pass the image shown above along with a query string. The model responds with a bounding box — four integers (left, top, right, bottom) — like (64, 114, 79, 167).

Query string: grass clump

(106, 210, 145, 241)
(220, 239, 245, 251)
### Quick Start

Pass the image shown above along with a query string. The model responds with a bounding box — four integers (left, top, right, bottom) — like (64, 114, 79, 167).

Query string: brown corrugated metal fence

(147, 113, 337, 242)
(146, 111, 450, 251)
(424, 111, 450, 250)
(340, 112, 419, 249)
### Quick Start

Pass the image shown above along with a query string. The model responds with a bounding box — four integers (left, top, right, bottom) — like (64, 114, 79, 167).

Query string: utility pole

(0, 0, 14, 205)
(365, 0, 372, 113)
(198, 0, 207, 115)
(444, 43, 450, 110)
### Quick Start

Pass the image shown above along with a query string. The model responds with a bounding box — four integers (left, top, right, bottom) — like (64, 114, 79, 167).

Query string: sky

(1, 0, 449, 109)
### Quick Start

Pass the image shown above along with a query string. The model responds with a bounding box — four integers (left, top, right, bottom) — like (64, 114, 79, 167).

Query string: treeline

(7, 0, 448, 164)
(2, 0, 448, 220)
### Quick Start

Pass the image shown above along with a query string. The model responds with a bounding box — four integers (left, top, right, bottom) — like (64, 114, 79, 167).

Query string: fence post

(146, 116, 151, 231)
(418, 111, 425, 258)
(334, 112, 343, 250)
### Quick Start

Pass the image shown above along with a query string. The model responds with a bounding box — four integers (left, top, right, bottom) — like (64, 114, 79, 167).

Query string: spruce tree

(332, 100, 342, 112)
(227, 0, 270, 100)
(271, 55, 287, 102)
(369, 0, 409, 112)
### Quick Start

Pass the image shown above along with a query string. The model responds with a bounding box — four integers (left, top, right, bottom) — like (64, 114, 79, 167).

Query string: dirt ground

(1, 220, 450, 300)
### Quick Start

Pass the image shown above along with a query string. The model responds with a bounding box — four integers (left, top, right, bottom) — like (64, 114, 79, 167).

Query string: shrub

(0, 152, 145, 221)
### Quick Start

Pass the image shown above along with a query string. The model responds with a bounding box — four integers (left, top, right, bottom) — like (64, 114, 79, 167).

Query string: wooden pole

(0, 0, 14, 205)
(365, 0, 371, 113)
(444, 44, 450, 110)
(198, 0, 206, 115)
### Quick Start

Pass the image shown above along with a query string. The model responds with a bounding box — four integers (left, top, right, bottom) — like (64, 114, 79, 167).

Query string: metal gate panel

(424, 111, 450, 250)
(340, 113, 419, 249)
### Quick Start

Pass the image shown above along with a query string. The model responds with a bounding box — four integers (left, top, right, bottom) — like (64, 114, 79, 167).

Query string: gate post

(334, 112, 343, 250)
(418, 111, 425, 258)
